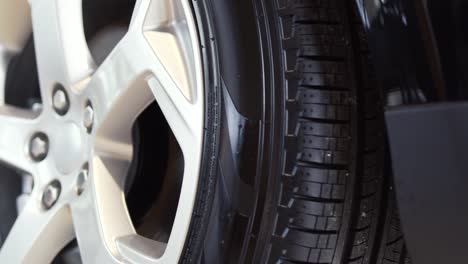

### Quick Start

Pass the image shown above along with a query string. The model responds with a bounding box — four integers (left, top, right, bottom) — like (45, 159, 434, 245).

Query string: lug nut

(76, 168, 88, 195)
(52, 84, 70, 115)
(83, 102, 94, 132)
(41, 180, 61, 209)
(29, 133, 49, 162)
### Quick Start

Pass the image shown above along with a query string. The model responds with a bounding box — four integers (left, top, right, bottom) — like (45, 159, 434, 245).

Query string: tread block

(300, 148, 349, 165)
(293, 8, 341, 23)
(298, 88, 350, 104)
(299, 72, 347, 88)
(299, 121, 350, 137)
(297, 59, 346, 74)
(300, 103, 350, 121)
(298, 133, 350, 151)
(295, 166, 348, 184)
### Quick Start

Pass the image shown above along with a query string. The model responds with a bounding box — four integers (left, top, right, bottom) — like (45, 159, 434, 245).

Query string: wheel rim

(0, 0, 204, 263)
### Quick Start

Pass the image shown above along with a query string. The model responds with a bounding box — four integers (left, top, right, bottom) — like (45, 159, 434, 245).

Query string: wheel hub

(50, 121, 84, 174)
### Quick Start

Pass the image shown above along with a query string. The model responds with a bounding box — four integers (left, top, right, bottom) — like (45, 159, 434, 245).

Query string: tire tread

(268, 0, 410, 263)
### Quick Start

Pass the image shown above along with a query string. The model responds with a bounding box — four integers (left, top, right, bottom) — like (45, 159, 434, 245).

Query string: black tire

(185, 0, 412, 263)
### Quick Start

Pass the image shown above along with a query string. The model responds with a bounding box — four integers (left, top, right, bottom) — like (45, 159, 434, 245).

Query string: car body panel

(357, 1, 468, 263)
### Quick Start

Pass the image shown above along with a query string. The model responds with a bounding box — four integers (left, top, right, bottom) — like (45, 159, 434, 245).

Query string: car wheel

(0, 0, 410, 263)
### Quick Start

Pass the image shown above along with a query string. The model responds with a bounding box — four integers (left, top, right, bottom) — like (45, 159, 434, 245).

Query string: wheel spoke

(0, 105, 38, 172)
(87, 0, 203, 156)
(71, 156, 134, 263)
(124, 154, 202, 263)
(86, 0, 205, 262)
(0, 0, 31, 52)
(130, 0, 202, 103)
(29, 0, 94, 107)
(0, 200, 74, 263)
(84, 33, 155, 147)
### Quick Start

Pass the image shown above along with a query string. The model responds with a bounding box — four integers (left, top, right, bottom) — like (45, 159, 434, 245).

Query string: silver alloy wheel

(0, 0, 204, 263)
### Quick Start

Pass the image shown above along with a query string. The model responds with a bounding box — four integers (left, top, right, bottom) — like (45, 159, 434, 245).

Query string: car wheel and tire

(0, 0, 410, 263)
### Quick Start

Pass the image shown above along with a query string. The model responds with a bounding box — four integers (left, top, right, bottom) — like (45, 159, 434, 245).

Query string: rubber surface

(267, 1, 411, 263)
